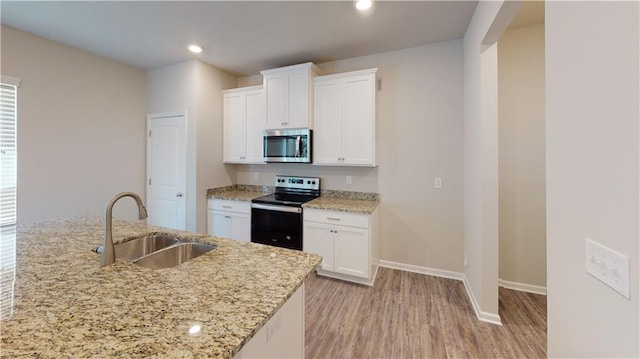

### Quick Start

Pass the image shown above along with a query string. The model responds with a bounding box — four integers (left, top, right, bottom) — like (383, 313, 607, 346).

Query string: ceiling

(508, 0, 544, 30)
(1, 1, 479, 76)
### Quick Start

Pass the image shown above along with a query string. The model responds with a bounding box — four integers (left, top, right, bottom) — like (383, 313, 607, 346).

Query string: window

(1, 76, 19, 320)
(1, 82, 18, 226)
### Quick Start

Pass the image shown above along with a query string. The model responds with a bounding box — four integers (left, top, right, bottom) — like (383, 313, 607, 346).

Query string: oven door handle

(251, 203, 302, 214)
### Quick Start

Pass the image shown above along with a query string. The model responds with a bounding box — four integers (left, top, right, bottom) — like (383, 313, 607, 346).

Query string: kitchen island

(1, 216, 321, 358)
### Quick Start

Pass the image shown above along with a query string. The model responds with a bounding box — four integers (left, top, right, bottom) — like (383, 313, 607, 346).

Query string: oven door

(251, 203, 303, 250)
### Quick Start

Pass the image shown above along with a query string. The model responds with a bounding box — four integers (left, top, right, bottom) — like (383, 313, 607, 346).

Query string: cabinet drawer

(208, 199, 251, 214)
(304, 208, 369, 228)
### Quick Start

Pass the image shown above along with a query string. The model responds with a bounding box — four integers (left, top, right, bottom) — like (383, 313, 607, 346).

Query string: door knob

(176, 192, 184, 198)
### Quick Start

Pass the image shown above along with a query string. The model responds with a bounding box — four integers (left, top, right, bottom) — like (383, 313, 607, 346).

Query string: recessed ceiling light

(188, 44, 203, 54)
(355, 0, 372, 11)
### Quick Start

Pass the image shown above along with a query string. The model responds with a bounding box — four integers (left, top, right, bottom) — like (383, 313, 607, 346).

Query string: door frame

(146, 111, 188, 229)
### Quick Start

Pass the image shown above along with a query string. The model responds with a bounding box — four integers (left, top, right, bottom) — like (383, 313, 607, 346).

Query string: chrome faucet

(101, 192, 148, 267)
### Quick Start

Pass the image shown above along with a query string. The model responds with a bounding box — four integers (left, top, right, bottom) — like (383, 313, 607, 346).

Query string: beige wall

(237, 40, 465, 273)
(1, 25, 147, 223)
(146, 60, 236, 233)
(546, 1, 639, 357)
(194, 61, 238, 233)
(498, 24, 546, 288)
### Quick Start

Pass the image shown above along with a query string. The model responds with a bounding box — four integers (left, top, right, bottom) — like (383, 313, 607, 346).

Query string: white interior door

(147, 113, 186, 230)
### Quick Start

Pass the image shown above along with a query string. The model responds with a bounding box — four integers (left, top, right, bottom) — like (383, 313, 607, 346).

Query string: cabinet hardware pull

(224, 216, 231, 219)
(222, 205, 232, 209)
(327, 217, 341, 221)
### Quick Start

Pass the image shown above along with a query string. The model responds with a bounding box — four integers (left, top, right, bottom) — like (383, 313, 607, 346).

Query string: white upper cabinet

(313, 68, 377, 166)
(223, 86, 265, 164)
(261, 63, 319, 129)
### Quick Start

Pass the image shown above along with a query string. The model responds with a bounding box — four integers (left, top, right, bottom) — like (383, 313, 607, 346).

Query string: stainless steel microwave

(263, 128, 312, 163)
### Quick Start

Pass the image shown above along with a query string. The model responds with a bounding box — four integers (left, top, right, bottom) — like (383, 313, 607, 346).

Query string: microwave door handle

(295, 136, 301, 157)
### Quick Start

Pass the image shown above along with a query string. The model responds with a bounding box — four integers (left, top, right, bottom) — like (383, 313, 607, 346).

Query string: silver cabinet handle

(222, 205, 232, 209)
(176, 192, 184, 197)
(224, 215, 231, 219)
(327, 217, 341, 221)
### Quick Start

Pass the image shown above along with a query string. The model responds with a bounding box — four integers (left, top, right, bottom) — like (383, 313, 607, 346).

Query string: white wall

(146, 60, 236, 233)
(237, 40, 465, 273)
(1, 25, 147, 223)
(498, 24, 546, 288)
(546, 2, 639, 357)
(462, 0, 505, 323)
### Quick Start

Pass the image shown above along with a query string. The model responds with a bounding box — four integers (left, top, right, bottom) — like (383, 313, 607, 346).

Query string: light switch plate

(585, 238, 630, 299)
(434, 177, 442, 189)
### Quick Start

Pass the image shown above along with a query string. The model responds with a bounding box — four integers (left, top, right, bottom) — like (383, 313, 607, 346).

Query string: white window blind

(1, 83, 17, 226)
(0, 80, 18, 320)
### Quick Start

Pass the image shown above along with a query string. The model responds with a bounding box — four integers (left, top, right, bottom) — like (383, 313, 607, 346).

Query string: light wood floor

(305, 267, 546, 359)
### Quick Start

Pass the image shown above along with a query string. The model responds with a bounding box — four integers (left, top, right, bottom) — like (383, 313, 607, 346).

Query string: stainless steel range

(251, 175, 320, 250)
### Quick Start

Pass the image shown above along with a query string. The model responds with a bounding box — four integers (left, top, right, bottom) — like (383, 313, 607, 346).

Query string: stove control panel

(274, 175, 321, 191)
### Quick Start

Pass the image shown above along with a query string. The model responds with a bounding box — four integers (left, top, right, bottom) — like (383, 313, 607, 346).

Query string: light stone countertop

(303, 197, 380, 214)
(207, 190, 267, 202)
(206, 186, 380, 214)
(1, 216, 320, 358)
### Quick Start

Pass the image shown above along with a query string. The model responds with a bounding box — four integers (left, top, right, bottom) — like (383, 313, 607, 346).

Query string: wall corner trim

(499, 279, 547, 296)
(462, 274, 503, 325)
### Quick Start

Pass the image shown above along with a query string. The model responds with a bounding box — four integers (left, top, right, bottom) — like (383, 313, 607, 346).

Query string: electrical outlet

(434, 177, 442, 189)
(346, 176, 353, 185)
(585, 238, 630, 299)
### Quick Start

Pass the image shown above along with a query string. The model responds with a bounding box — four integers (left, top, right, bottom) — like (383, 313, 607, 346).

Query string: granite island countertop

(1, 216, 321, 358)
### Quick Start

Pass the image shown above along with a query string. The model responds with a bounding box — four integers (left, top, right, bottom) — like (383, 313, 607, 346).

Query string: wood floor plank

(305, 267, 547, 359)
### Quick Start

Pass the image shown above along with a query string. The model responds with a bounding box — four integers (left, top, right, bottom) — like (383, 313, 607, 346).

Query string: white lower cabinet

(303, 207, 379, 286)
(234, 285, 305, 359)
(207, 199, 251, 242)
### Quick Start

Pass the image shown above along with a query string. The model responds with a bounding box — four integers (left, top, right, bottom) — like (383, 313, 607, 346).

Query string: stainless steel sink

(114, 232, 180, 262)
(94, 232, 216, 269)
(131, 242, 216, 269)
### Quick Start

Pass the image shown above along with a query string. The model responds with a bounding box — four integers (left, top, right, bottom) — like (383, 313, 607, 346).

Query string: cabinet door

(223, 93, 246, 163)
(341, 74, 375, 166)
(334, 225, 369, 279)
(313, 80, 342, 165)
(230, 212, 251, 242)
(265, 75, 287, 129)
(211, 210, 232, 239)
(287, 71, 309, 128)
(303, 221, 335, 271)
(244, 89, 266, 163)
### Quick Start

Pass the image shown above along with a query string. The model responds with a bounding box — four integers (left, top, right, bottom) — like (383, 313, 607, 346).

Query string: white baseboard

(499, 279, 547, 295)
(462, 274, 503, 325)
(378, 260, 504, 325)
(378, 260, 464, 281)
